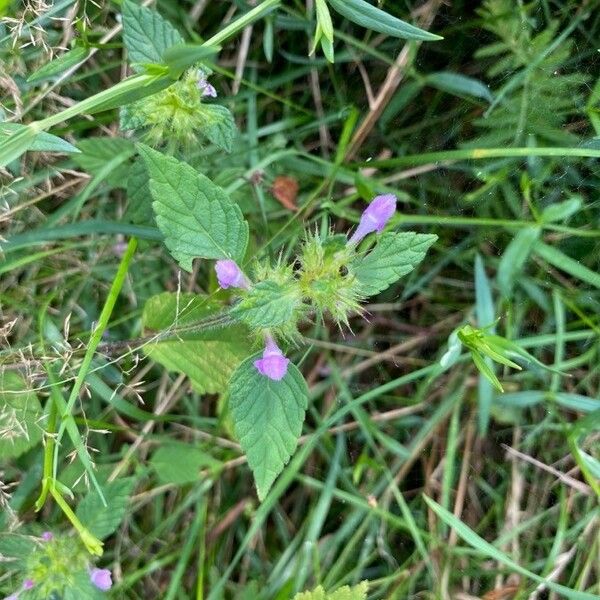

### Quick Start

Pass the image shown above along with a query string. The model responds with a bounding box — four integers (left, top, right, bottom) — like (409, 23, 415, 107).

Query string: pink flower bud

(41, 531, 53, 542)
(197, 71, 217, 98)
(254, 337, 290, 381)
(215, 260, 248, 289)
(348, 194, 397, 245)
(22, 580, 34, 590)
(90, 568, 112, 591)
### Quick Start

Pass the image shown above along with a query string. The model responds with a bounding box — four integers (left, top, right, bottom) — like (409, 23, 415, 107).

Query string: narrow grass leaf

(328, 0, 442, 41)
(424, 495, 599, 600)
(533, 242, 600, 289)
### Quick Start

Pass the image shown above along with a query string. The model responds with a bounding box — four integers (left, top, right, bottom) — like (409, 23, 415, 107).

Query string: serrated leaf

(352, 231, 437, 296)
(73, 137, 135, 188)
(0, 371, 42, 459)
(497, 227, 540, 297)
(150, 442, 221, 485)
(137, 144, 249, 270)
(75, 478, 136, 540)
(233, 281, 300, 328)
(0, 534, 36, 563)
(328, 0, 441, 41)
(198, 104, 237, 153)
(124, 157, 153, 225)
(142, 292, 250, 394)
(425, 71, 493, 102)
(122, 0, 183, 69)
(63, 570, 107, 600)
(293, 582, 368, 600)
(229, 354, 308, 500)
(0, 123, 79, 154)
(27, 46, 88, 82)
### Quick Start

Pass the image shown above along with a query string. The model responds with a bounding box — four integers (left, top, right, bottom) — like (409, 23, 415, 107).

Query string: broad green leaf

(124, 157, 153, 225)
(27, 46, 89, 82)
(352, 231, 437, 296)
(138, 145, 249, 269)
(497, 227, 540, 297)
(0, 123, 79, 154)
(63, 570, 107, 600)
(541, 196, 582, 223)
(424, 496, 599, 600)
(73, 137, 135, 187)
(533, 241, 600, 289)
(142, 292, 250, 394)
(327, 0, 442, 41)
(0, 534, 36, 565)
(150, 442, 221, 485)
(425, 72, 493, 102)
(75, 477, 135, 540)
(229, 354, 308, 500)
(293, 582, 368, 600)
(198, 103, 236, 153)
(233, 281, 301, 328)
(122, 0, 184, 69)
(0, 371, 42, 459)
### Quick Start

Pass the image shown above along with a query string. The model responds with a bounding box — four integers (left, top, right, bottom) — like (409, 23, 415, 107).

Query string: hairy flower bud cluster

(213, 195, 396, 381)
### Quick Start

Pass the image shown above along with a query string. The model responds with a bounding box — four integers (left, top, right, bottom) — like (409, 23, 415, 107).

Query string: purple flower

(348, 194, 397, 245)
(254, 337, 290, 381)
(22, 581, 34, 591)
(197, 71, 217, 98)
(41, 531, 53, 542)
(215, 259, 248, 289)
(90, 568, 112, 591)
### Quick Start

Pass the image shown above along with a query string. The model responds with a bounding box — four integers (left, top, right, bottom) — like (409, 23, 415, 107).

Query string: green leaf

(425, 71, 493, 102)
(424, 495, 599, 600)
(0, 123, 37, 166)
(63, 570, 107, 600)
(0, 123, 79, 154)
(315, 0, 334, 42)
(124, 157, 153, 225)
(233, 281, 300, 328)
(533, 241, 600, 289)
(327, 0, 442, 41)
(0, 371, 42, 459)
(293, 582, 368, 600)
(229, 354, 308, 501)
(150, 442, 221, 485)
(162, 43, 220, 77)
(27, 46, 89, 82)
(352, 231, 437, 296)
(474, 254, 496, 431)
(198, 103, 237, 153)
(497, 227, 540, 298)
(73, 137, 135, 188)
(541, 196, 582, 223)
(142, 292, 250, 394)
(75, 477, 136, 540)
(122, 0, 184, 69)
(137, 144, 249, 270)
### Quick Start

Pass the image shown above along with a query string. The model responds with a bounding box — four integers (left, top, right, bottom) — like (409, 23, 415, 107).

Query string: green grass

(1, 0, 599, 599)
